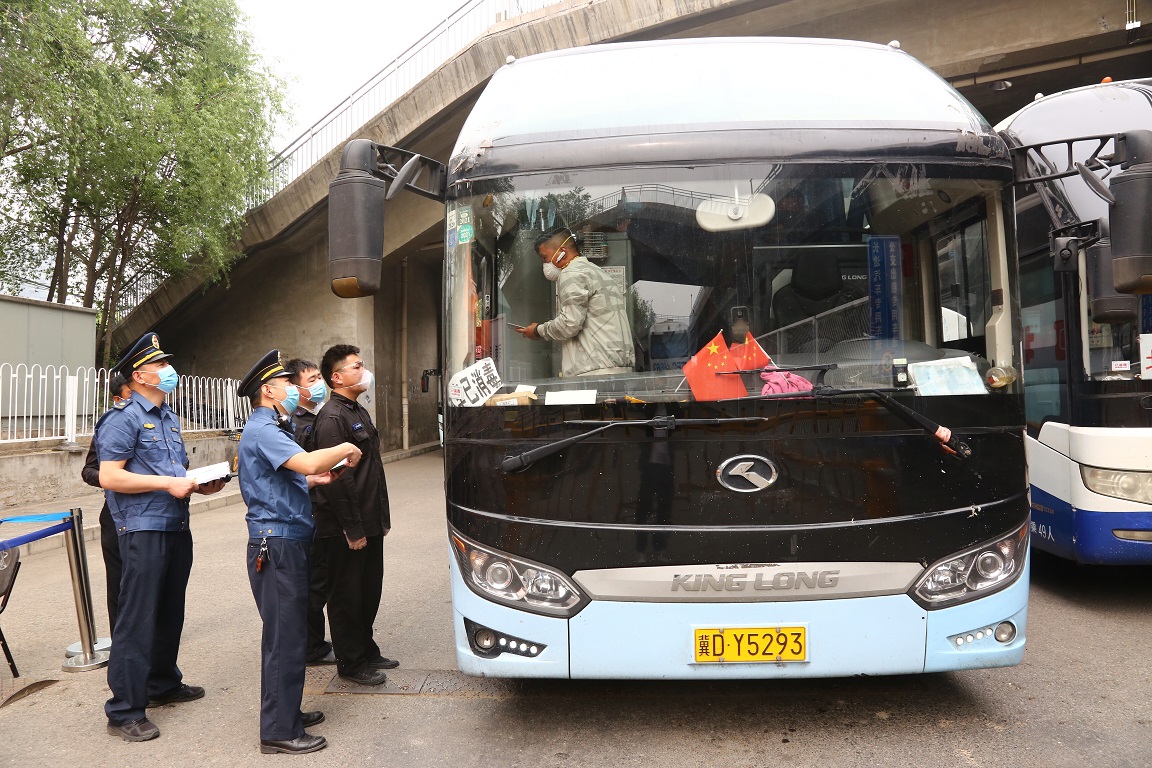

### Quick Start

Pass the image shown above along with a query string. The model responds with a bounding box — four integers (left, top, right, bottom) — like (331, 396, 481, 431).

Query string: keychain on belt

(256, 537, 269, 572)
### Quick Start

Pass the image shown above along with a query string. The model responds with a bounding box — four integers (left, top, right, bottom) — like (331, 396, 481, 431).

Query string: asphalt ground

(1, 449, 1150, 767)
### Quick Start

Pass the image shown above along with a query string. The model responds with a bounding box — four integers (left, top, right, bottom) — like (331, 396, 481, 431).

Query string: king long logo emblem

(716, 454, 779, 493)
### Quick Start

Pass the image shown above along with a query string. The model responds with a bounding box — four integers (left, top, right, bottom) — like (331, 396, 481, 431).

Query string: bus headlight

(1081, 466, 1152, 504)
(450, 530, 586, 617)
(912, 523, 1028, 608)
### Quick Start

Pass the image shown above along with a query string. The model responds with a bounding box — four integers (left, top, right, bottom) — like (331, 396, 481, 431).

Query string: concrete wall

(147, 218, 446, 445)
(0, 295, 97, 370)
(0, 433, 237, 509)
(374, 252, 443, 450)
(148, 226, 382, 423)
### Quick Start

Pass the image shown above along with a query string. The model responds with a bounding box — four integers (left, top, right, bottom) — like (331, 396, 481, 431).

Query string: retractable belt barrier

(0, 509, 109, 673)
(0, 513, 75, 551)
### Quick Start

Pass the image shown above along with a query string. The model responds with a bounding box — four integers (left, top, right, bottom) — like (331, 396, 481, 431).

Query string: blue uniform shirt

(96, 395, 190, 533)
(238, 407, 313, 541)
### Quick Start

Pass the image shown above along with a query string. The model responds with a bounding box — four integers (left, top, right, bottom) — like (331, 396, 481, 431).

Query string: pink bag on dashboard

(760, 368, 814, 396)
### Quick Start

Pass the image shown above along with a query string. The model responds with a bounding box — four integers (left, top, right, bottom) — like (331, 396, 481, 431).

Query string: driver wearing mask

(515, 227, 635, 377)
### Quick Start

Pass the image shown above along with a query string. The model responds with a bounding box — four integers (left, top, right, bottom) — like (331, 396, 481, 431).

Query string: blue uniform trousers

(248, 537, 309, 741)
(105, 529, 193, 725)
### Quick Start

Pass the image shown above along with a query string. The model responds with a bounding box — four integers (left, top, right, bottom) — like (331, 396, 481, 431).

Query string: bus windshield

(444, 162, 1015, 405)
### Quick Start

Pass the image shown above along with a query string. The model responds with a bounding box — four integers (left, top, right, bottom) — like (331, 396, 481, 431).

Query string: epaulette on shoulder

(113, 399, 129, 410)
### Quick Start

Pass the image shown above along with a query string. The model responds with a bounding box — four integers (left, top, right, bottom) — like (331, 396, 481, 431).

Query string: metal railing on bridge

(250, 0, 566, 207)
(123, 1, 565, 325)
(0, 364, 252, 445)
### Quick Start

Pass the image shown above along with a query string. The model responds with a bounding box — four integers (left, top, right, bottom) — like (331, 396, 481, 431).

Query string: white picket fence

(0, 363, 252, 444)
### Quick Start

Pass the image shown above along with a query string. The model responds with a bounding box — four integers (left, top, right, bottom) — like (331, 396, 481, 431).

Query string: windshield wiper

(500, 414, 771, 472)
(503, 367, 972, 472)
(722, 364, 972, 458)
(810, 384, 972, 459)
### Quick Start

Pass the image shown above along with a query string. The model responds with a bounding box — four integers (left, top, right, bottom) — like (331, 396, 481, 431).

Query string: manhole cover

(317, 669, 524, 697)
(325, 668, 429, 695)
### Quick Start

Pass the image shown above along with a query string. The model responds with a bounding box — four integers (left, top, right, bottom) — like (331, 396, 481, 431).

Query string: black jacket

(81, 440, 101, 488)
(308, 392, 390, 539)
(292, 408, 317, 448)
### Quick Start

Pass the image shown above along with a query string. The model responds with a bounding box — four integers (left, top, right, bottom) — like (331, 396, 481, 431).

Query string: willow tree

(0, 0, 283, 363)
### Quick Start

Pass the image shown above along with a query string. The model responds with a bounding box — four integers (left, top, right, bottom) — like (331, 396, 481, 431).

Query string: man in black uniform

(310, 344, 398, 686)
(81, 372, 131, 636)
(284, 357, 335, 665)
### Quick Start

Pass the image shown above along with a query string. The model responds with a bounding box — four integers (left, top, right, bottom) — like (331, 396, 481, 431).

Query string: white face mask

(358, 368, 374, 391)
(542, 263, 562, 282)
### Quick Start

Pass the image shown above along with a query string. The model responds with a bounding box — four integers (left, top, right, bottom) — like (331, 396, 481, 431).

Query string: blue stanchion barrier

(0, 513, 75, 552)
(0, 513, 73, 524)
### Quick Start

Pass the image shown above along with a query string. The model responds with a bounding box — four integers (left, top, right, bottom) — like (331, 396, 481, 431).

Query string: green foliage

(628, 288, 656, 344)
(0, 0, 283, 362)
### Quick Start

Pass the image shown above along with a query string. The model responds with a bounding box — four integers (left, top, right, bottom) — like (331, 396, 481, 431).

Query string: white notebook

(185, 462, 230, 484)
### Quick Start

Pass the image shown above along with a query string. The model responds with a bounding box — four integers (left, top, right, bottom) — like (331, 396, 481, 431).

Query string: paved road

(1, 451, 1149, 767)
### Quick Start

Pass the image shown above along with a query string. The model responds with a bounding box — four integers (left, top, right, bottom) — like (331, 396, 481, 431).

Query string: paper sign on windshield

(447, 358, 502, 407)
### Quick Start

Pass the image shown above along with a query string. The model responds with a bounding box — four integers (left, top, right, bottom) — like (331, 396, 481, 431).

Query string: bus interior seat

(771, 250, 862, 330)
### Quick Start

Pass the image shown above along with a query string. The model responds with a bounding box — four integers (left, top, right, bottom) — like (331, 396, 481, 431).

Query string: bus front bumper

(449, 549, 1029, 679)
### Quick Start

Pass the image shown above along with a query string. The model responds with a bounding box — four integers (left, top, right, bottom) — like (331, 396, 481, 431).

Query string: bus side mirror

(1109, 131, 1152, 295)
(329, 140, 387, 298)
(1087, 232, 1137, 324)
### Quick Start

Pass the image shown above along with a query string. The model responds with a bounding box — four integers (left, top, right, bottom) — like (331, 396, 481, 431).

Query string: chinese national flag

(682, 332, 749, 401)
(728, 333, 772, 371)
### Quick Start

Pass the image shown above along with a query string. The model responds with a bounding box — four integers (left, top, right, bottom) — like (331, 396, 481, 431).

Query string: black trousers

(248, 537, 309, 741)
(317, 534, 383, 675)
(305, 538, 330, 658)
(98, 503, 122, 636)
(105, 529, 193, 726)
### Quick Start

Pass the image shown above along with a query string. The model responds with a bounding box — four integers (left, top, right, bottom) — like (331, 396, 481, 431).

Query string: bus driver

(514, 228, 635, 377)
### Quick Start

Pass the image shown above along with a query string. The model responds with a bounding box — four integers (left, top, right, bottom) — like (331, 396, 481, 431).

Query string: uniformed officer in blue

(237, 350, 362, 755)
(98, 331, 227, 742)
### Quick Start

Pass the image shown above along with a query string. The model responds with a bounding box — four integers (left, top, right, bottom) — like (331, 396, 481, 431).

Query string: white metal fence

(0, 364, 252, 444)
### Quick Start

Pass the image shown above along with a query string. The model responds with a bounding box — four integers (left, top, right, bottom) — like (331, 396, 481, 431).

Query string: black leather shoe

(260, 733, 327, 754)
(107, 718, 160, 742)
(301, 711, 325, 728)
(338, 667, 387, 686)
(368, 655, 400, 670)
(148, 683, 205, 706)
(306, 649, 337, 666)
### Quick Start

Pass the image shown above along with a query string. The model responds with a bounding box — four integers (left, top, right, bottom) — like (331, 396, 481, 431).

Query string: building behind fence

(0, 296, 98, 372)
(0, 364, 252, 444)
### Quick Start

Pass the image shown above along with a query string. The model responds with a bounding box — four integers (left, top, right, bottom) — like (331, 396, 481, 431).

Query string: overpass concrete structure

(114, 0, 1150, 451)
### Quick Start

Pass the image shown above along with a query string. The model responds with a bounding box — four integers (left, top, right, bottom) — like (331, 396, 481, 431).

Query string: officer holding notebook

(237, 350, 361, 755)
(97, 331, 227, 743)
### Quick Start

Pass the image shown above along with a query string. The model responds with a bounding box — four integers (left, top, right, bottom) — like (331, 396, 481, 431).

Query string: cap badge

(150, 334, 160, 350)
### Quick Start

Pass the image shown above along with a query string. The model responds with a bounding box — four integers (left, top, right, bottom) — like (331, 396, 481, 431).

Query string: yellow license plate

(694, 626, 807, 663)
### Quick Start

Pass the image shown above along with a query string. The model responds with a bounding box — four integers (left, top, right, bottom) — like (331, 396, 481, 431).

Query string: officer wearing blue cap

(97, 331, 228, 742)
(237, 350, 362, 755)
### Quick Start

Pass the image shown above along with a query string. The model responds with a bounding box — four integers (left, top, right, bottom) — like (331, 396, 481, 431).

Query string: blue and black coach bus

(998, 78, 1152, 564)
(329, 38, 1034, 678)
